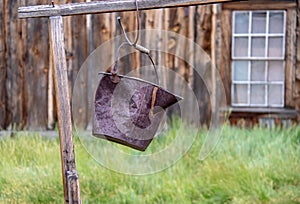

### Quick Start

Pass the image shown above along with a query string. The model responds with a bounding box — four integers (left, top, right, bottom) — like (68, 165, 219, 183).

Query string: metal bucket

(93, 72, 182, 151)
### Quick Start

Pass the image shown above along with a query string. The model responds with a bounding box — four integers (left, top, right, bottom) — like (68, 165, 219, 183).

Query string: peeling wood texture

(49, 16, 81, 203)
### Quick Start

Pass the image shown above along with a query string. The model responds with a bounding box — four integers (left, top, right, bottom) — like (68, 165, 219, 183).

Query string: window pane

(234, 37, 248, 57)
(235, 12, 249, 34)
(268, 37, 284, 58)
(251, 37, 265, 57)
(268, 61, 284, 81)
(250, 84, 265, 105)
(233, 61, 248, 81)
(269, 12, 284, 34)
(251, 61, 265, 81)
(233, 84, 248, 104)
(268, 84, 283, 106)
(252, 12, 266, 33)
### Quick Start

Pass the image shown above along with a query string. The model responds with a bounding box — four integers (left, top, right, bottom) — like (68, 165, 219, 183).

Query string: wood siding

(1, 0, 299, 129)
(221, 1, 300, 126)
(1, 1, 214, 130)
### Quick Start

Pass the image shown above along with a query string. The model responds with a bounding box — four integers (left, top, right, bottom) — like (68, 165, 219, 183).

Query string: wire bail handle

(112, 0, 159, 85)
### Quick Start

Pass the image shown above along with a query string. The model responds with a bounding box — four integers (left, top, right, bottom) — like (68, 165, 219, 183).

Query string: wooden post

(49, 16, 81, 204)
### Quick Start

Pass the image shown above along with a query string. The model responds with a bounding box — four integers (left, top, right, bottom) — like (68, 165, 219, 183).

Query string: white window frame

(231, 10, 286, 107)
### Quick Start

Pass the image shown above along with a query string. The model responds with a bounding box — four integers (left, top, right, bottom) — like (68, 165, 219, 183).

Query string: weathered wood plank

(64, 13, 73, 98)
(213, 4, 227, 125)
(219, 8, 231, 105)
(116, 11, 134, 75)
(162, 8, 169, 70)
(193, 5, 212, 125)
(165, 9, 176, 71)
(140, 9, 154, 81)
(174, 7, 187, 78)
(162, 8, 170, 88)
(47, 0, 70, 131)
(296, 0, 300, 121)
(296, 0, 300, 83)
(5, 0, 26, 130)
(126, 11, 141, 73)
(49, 15, 81, 204)
(210, 4, 218, 124)
(285, 8, 297, 107)
(72, 0, 88, 129)
(48, 41, 55, 129)
(18, 0, 244, 19)
(187, 6, 195, 87)
(0, 0, 6, 129)
(3, 0, 10, 128)
(86, 12, 116, 128)
(184, 7, 197, 123)
(26, 0, 49, 129)
(18, 0, 28, 128)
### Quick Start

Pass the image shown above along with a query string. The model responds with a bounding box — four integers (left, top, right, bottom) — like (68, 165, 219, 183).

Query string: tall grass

(0, 126, 299, 203)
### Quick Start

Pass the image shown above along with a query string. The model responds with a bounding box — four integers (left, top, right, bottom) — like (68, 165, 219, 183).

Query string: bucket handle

(111, 0, 159, 85)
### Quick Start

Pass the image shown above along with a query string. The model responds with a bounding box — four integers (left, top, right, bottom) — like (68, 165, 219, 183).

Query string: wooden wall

(1, 0, 299, 130)
(296, 0, 300, 121)
(220, 0, 300, 126)
(0, 0, 214, 130)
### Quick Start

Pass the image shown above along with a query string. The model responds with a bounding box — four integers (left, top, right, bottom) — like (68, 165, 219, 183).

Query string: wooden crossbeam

(19, 0, 242, 18)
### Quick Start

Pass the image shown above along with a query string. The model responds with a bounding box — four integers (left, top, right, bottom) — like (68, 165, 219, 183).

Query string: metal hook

(117, 17, 149, 54)
(117, 0, 150, 54)
(49, 0, 55, 7)
(114, 0, 159, 85)
(118, 0, 140, 45)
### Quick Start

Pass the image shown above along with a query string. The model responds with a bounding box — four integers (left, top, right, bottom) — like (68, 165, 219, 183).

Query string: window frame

(220, 1, 297, 111)
(231, 10, 286, 108)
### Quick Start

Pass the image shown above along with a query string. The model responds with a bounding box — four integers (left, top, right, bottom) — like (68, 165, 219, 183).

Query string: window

(231, 10, 286, 107)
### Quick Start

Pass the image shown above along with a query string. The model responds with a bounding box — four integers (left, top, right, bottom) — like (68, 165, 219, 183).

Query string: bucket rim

(98, 72, 184, 101)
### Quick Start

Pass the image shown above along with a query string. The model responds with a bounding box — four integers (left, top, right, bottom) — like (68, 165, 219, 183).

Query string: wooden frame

(18, 0, 245, 203)
(18, 0, 245, 18)
(220, 1, 297, 114)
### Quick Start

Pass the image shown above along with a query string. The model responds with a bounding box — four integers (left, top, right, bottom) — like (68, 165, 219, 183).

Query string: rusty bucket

(92, 2, 182, 151)
(92, 70, 183, 151)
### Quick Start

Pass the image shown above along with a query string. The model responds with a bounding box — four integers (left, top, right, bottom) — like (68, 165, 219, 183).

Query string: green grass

(0, 125, 300, 203)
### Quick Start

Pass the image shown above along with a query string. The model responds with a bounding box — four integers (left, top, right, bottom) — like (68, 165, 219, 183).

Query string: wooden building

(220, 1, 300, 127)
(0, 0, 300, 130)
